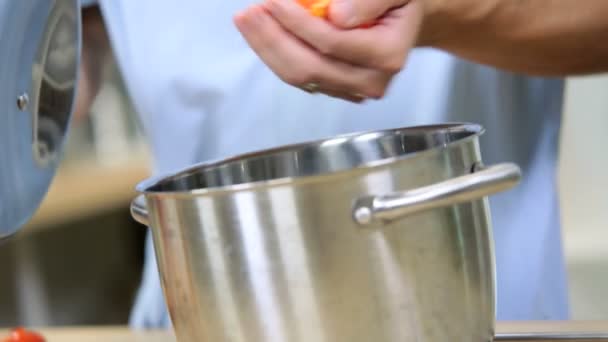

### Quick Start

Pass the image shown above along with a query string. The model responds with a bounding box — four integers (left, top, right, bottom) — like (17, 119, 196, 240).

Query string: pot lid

(0, 0, 81, 238)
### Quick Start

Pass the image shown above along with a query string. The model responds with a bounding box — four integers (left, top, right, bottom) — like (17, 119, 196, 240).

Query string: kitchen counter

(2, 322, 607, 341)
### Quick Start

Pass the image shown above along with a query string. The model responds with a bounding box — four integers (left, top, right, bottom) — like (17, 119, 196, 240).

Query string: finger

(329, 0, 410, 28)
(264, 0, 422, 73)
(300, 77, 369, 103)
(234, 5, 392, 98)
(319, 88, 368, 103)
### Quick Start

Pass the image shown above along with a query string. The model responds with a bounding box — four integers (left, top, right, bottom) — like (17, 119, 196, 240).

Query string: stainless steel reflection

(0, 0, 80, 238)
(495, 332, 608, 341)
(353, 163, 521, 225)
(132, 123, 513, 342)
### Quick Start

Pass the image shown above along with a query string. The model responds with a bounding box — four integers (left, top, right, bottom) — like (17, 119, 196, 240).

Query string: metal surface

(353, 163, 521, 225)
(0, 0, 81, 238)
(132, 123, 512, 341)
(17, 93, 30, 111)
(130, 195, 149, 226)
(495, 332, 608, 341)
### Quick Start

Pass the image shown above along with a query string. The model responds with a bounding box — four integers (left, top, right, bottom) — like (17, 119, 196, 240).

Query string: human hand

(234, 0, 425, 102)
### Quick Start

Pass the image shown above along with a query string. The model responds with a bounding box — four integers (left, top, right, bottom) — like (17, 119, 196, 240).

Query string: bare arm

(74, 6, 110, 122)
(421, 0, 608, 76)
(234, 0, 608, 102)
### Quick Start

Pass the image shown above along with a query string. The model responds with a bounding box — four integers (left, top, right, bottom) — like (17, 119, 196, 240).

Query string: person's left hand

(234, 0, 425, 102)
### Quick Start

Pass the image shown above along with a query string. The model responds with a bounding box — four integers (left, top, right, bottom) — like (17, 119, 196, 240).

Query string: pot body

(134, 124, 514, 342)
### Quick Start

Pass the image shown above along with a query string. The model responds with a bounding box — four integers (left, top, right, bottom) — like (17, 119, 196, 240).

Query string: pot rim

(136, 122, 484, 198)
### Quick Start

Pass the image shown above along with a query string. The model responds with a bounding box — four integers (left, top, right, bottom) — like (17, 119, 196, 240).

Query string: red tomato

(3, 328, 45, 342)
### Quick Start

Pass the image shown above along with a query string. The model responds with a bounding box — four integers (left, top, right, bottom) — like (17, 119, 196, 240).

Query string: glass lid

(0, 0, 81, 238)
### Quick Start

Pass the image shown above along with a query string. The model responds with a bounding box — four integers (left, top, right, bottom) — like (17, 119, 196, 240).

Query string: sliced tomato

(297, 0, 330, 17)
(296, 0, 376, 27)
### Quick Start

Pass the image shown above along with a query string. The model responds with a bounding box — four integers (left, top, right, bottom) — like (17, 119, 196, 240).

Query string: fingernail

(330, 0, 357, 27)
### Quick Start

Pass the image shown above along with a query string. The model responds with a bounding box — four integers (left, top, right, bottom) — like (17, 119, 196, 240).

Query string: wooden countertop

(3, 322, 607, 341)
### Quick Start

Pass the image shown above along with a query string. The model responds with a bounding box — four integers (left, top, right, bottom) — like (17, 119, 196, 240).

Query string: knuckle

(281, 68, 315, 87)
(377, 53, 405, 74)
(365, 85, 387, 99)
(281, 73, 307, 87)
(369, 44, 407, 73)
(364, 78, 390, 99)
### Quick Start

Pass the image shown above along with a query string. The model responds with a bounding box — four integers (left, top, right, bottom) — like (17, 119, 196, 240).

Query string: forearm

(421, 0, 608, 76)
(74, 6, 110, 122)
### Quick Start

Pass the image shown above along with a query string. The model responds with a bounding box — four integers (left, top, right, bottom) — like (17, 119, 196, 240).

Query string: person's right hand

(234, 0, 431, 102)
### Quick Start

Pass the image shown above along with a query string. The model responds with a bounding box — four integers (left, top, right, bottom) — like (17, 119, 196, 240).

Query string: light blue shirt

(94, 0, 569, 327)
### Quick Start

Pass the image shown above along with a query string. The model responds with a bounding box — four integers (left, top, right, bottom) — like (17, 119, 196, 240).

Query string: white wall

(559, 75, 608, 319)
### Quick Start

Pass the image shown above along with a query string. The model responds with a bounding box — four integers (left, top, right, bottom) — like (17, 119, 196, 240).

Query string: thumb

(329, 0, 409, 28)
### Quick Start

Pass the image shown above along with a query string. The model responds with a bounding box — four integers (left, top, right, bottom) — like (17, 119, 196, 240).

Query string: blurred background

(0, 52, 606, 327)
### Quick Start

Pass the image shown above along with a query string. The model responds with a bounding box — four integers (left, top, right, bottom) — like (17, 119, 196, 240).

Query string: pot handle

(352, 163, 521, 226)
(495, 332, 608, 341)
(131, 195, 150, 227)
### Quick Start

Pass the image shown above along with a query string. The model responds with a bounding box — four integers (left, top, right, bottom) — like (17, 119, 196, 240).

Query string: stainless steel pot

(129, 123, 513, 341)
(131, 123, 608, 341)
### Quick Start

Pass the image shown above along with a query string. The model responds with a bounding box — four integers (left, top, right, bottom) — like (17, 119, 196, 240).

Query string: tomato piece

(296, 0, 376, 27)
(297, 0, 330, 17)
(3, 328, 45, 342)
